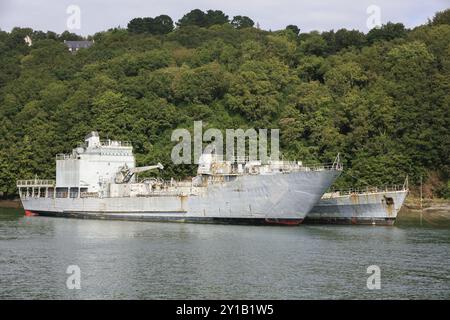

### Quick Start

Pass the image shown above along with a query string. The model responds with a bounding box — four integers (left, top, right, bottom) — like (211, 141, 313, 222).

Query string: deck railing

(298, 162, 343, 171)
(100, 140, 132, 147)
(198, 156, 343, 175)
(17, 179, 55, 187)
(56, 153, 76, 160)
(325, 184, 408, 197)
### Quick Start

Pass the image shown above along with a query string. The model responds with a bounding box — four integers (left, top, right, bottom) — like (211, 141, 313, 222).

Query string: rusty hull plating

(305, 186, 408, 226)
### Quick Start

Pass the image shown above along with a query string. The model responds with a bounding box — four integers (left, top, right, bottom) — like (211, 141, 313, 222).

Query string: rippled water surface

(0, 208, 449, 299)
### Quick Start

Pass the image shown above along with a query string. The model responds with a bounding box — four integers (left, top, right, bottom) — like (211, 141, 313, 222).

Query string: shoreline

(396, 197, 450, 226)
(0, 199, 22, 209)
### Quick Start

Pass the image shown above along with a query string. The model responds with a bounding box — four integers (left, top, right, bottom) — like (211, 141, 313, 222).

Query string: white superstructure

(54, 132, 135, 197)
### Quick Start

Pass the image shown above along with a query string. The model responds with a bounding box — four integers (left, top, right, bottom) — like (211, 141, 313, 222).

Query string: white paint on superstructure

(55, 132, 135, 193)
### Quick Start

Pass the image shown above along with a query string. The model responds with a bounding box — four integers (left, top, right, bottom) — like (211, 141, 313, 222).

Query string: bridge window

(56, 187, 68, 198)
(70, 187, 79, 198)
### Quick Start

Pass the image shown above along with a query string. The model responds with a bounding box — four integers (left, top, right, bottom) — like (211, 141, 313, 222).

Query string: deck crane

(114, 163, 164, 184)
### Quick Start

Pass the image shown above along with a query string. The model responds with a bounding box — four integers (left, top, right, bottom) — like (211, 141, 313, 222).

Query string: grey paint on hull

(305, 190, 408, 225)
(21, 170, 341, 223)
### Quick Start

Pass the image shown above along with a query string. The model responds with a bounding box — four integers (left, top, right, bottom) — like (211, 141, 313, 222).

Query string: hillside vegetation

(0, 9, 449, 197)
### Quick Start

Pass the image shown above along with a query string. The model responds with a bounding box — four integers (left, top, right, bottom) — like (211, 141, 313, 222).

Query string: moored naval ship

(17, 132, 342, 225)
(304, 182, 408, 226)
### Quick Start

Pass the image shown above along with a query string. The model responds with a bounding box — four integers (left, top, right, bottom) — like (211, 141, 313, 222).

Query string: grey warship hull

(18, 131, 343, 226)
(304, 189, 408, 226)
(21, 170, 340, 226)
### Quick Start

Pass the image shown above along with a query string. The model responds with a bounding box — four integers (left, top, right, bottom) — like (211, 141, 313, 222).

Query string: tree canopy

(177, 9, 229, 28)
(0, 8, 449, 198)
(231, 16, 255, 29)
(127, 15, 174, 34)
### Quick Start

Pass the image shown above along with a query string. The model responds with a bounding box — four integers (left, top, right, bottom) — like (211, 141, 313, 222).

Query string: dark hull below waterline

(303, 217, 396, 226)
(28, 211, 304, 226)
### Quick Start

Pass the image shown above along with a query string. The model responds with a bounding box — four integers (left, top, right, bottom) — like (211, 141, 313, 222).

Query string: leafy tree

(177, 9, 229, 28)
(172, 63, 229, 104)
(59, 30, 83, 41)
(5, 27, 33, 53)
(231, 16, 254, 29)
(409, 24, 450, 60)
(266, 34, 297, 65)
(367, 22, 407, 44)
(299, 32, 328, 56)
(177, 9, 209, 28)
(224, 58, 291, 126)
(128, 18, 147, 33)
(324, 61, 368, 96)
(334, 29, 366, 51)
(297, 55, 327, 82)
(205, 10, 229, 26)
(167, 26, 211, 48)
(429, 8, 450, 26)
(91, 90, 129, 137)
(127, 15, 174, 34)
(286, 25, 300, 36)
(152, 15, 175, 34)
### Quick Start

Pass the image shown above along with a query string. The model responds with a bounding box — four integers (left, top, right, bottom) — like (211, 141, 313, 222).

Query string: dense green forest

(0, 9, 449, 198)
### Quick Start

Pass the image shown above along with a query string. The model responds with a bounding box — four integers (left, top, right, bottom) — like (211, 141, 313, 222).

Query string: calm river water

(0, 207, 449, 299)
